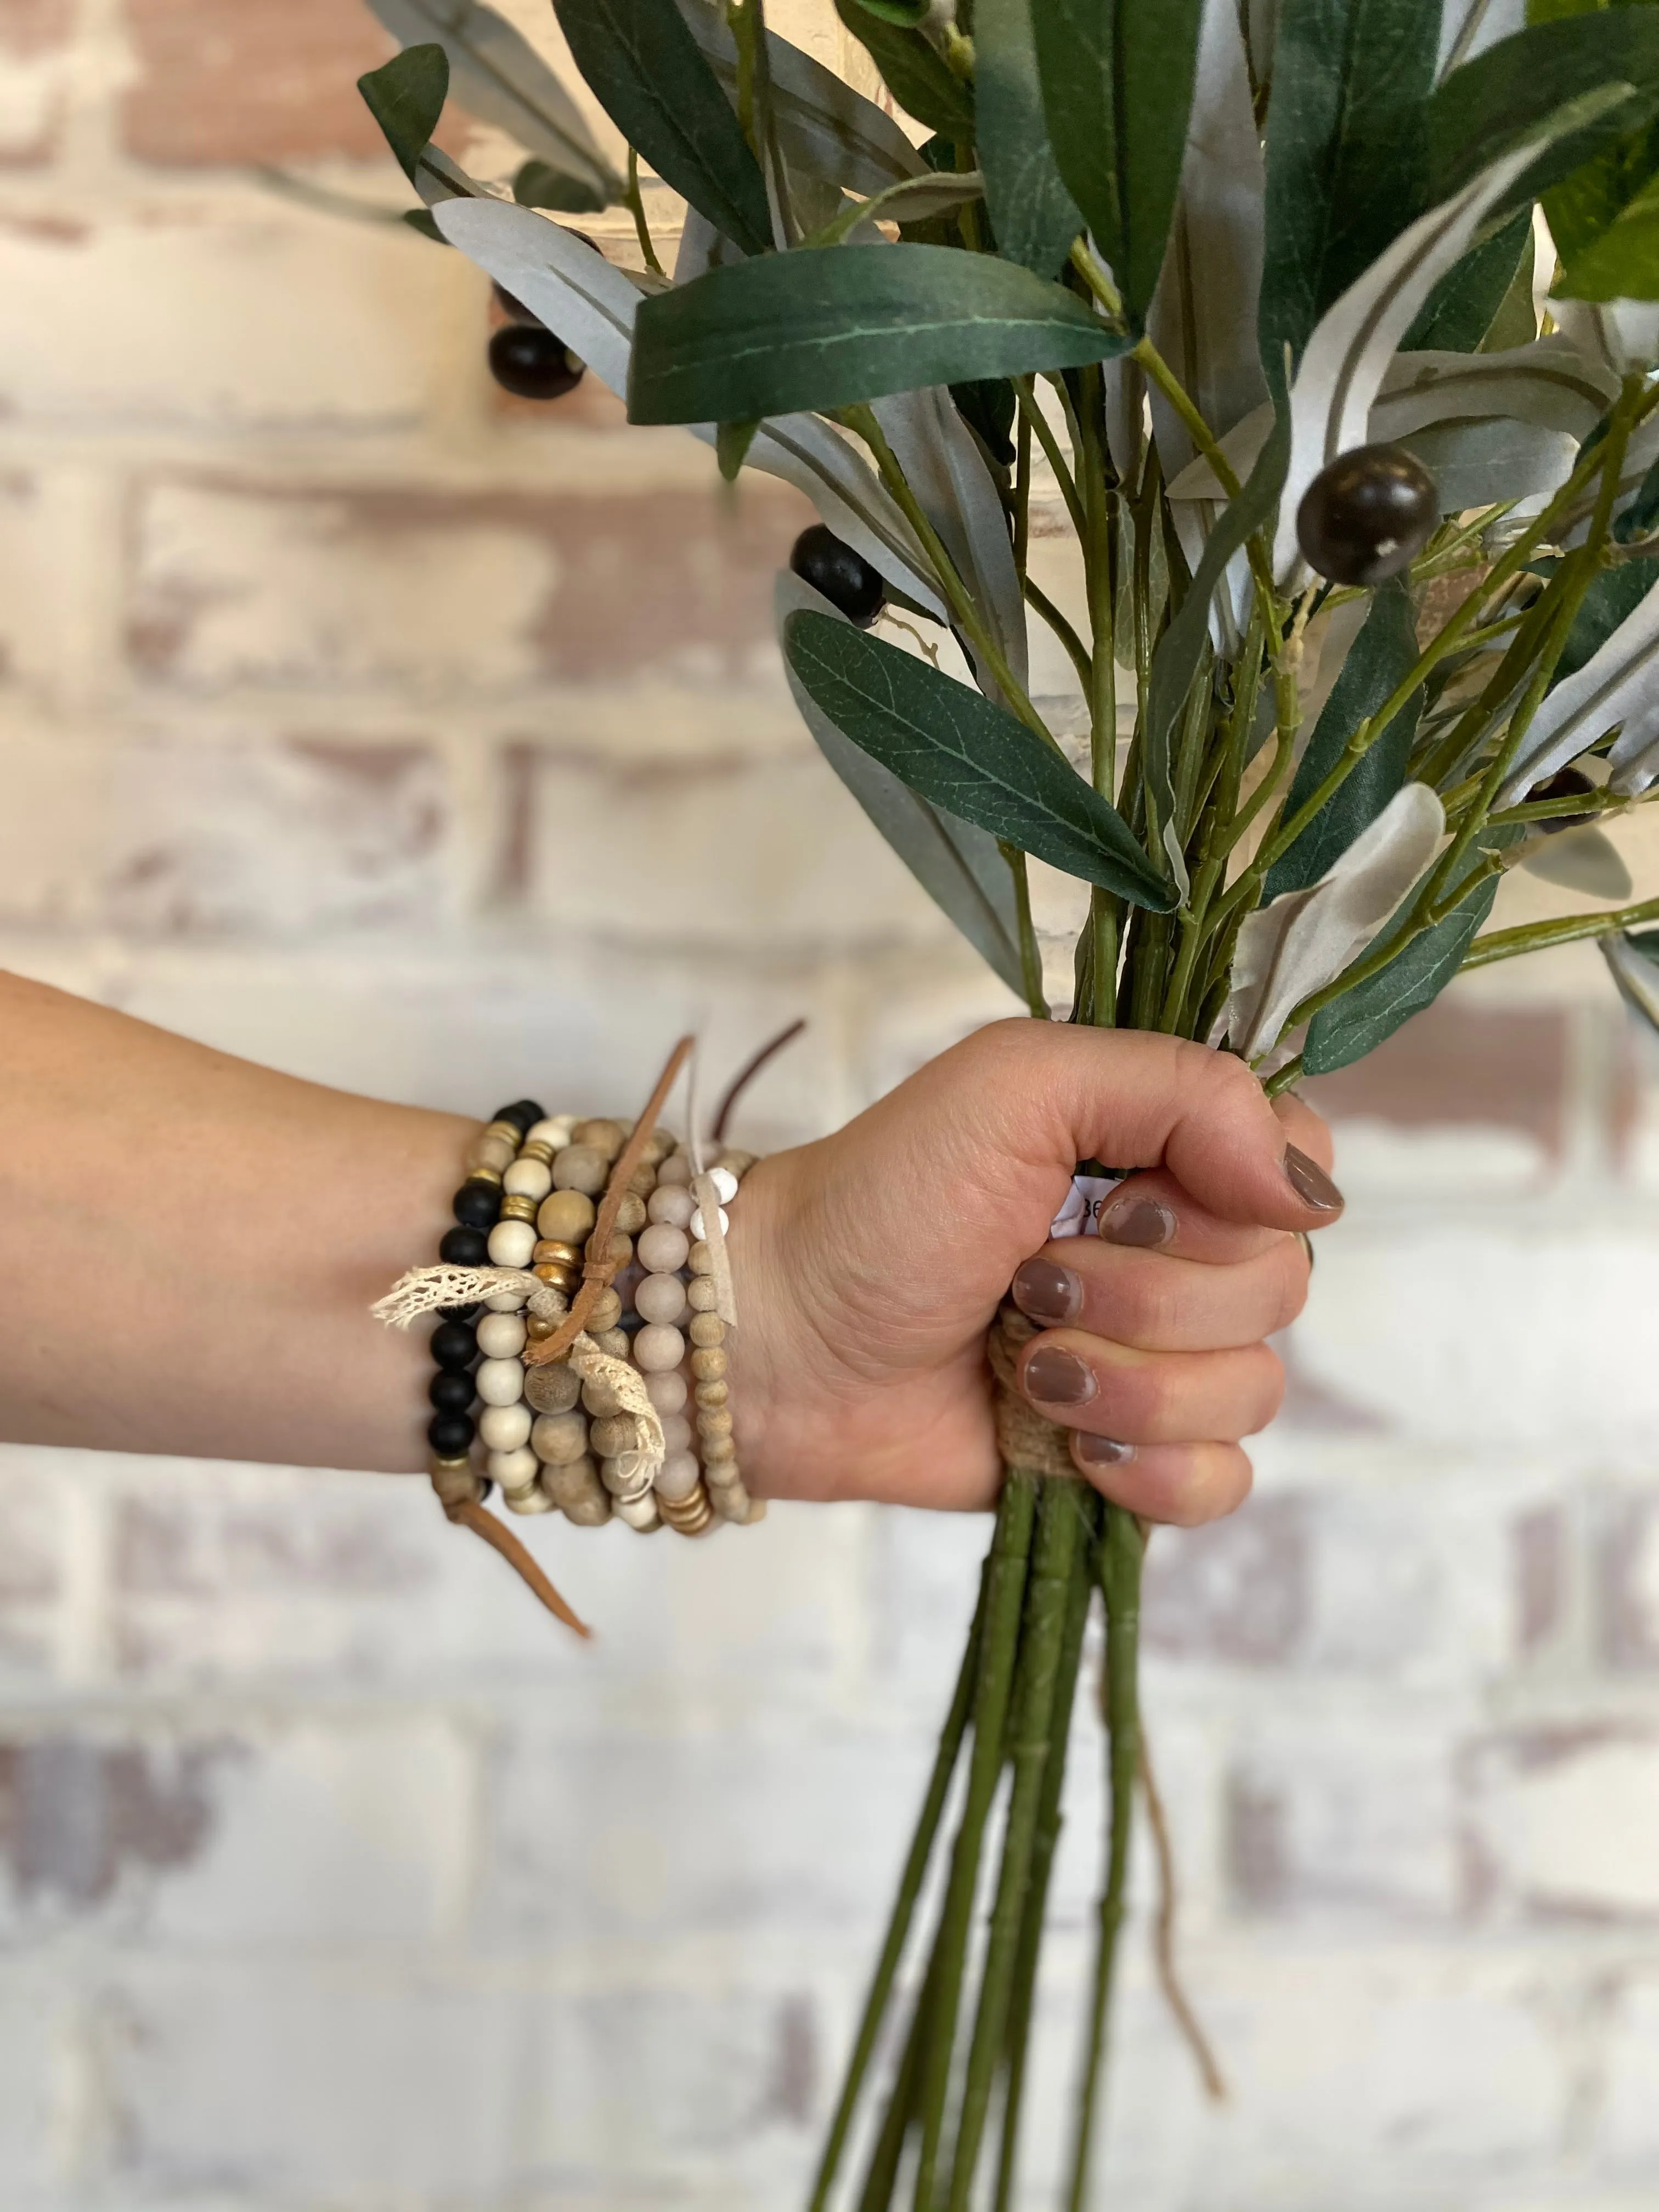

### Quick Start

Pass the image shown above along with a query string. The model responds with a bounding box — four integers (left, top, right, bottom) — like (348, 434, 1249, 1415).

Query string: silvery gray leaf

(1101, 354, 1146, 487)
(774, 569, 1026, 996)
(833, 172, 986, 239)
(1437, 0, 1525, 78)
(414, 144, 503, 207)
(367, 0, 617, 200)
(673, 208, 746, 285)
(872, 386, 1029, 698)
(1238, 0, 1277, 88)
(1147, 0, 1267, 480)
(1554, 297, 1659, 379)
(1519, 824, 1633, 901)
(674, 0, 924, 204)
(1271, 134, 1590, 582)
(1604, 933, 1659, 1032)
(1401, 416, 1578, 511)
(1496, 568, 1659, 803)
(432, 199, 947, 617)
(1226, 782, 1446, 1061)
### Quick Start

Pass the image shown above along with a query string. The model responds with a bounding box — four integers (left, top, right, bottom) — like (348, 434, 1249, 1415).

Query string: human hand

(727, 1020, 1341, 1523)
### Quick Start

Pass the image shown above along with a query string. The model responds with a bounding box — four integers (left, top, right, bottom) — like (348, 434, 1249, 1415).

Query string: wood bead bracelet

(373, 1032, 786, 1637)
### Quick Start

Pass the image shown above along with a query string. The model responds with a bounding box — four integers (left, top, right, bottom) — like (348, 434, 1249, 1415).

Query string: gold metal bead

(484, 1119, 522, 1147)
(532, 1263, 578, 1291)
(464, 1163, 503, 1188)
(518, 1138, 555, 1166)
(500, 1193, 539, 1223)
(534, 1239, 583, 1269)
(524, 1312, 559, 1341)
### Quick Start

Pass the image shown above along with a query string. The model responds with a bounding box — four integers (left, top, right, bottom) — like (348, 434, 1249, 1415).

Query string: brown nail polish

(1283, 1144, 1344, 1213)
(1100, 1197, 1176, 1249)
(1012, 1257, 1081, 1326)
(1074, 1434, 1136, 1468)
(1023, 1345, 1097, 1407)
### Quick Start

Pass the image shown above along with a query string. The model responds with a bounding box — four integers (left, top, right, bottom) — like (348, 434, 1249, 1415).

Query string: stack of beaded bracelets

(422, 1101, 760, 1535)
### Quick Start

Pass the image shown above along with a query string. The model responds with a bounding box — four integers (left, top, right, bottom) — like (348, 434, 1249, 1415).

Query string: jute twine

(986, 1307, 1077, 1480)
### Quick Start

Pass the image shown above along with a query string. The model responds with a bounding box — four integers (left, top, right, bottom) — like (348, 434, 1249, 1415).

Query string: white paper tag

(1048, 1173, 1126, 1240)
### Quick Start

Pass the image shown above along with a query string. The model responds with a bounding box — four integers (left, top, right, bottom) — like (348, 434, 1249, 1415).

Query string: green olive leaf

(781, 611, 1176, 907)
(1304, 871, 1498, 1073)
(1403, 206, 1535, 351)
(358, 43, 450, 184)
(628, 243, 1131, 424)
(831, 0, 975, 139)
(975, 0, 1081, 279)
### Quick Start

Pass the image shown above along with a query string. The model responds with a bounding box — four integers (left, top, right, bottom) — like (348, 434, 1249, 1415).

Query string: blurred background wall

(0, 2, 1657, 2206)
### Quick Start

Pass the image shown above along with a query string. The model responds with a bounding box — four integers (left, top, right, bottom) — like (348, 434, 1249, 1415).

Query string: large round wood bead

(634, 1323, 686, 1372)
(691, 1346, 728, 1383)
(543, 1455, 610, 1525)
(524, 1361, 582, 1415)
(688, 1312, 725, 1350)
(479, 1401, 533, 1451)
(616, 1192, 648, 1234)
(645, 1370, 688, 1415)
(656, 1150, 693, 1186)
(503, 1156, 554, 1201)
(587, 1288, 623, 1332)
(654, 1449, 702, 1502)
(488, 1445, 539, 1489)
(635, 1272, 687, 1325)
(601, 1456, 653, 1501)
(647, 1183, 697, 1229)
(659, 1413, 692, 1454)
(538, 1189, 596, 1244)
(614, 1489, 662, 1531)
(574, 1117, 625, 1158)
(593, 1327, 631, 1359)
(637, 1222, 690, 1274)
(593, 1232, 633, 1269)
(466, 1131, 516, 1176)
(476, 1311, 527, 1359)
(532, 1409, 588, 1463)
(718, 1148, 757, 1178)
(487, 1219, 538, 1268)
(484, 1282, 528, 1312)
(582, 1375, 624, 1417)
(589, 1412, 637, 1459)
(641, 1127, 676, 1166)
(476, 1357, 526, 1406)
(552, 1143, 608, 1195)
(1295, 442, 1439, 585)
(526, 1116, 575, 1149)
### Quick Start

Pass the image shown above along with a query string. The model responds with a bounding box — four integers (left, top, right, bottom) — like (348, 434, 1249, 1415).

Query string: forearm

(0, 972, 467, 1472)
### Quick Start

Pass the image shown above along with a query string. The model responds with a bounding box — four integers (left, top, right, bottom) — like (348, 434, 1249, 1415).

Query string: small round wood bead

(498, 1194, 539, 1226)
(538, 1189, 596, 1245)
(429, 1368, 476, 1417)
(532, 1410, 588, 1463)
(687, 1205, 729, 1242)
(601, 1456, 653, 1501)
(687, 1241, 713, 1276)
(526, 1115, 575, 1149)
(637, 1222, 690, 1274)
(479, 1401, 533, 1451)
(589, 1412, 637, 1459)
(592, 1231, 632, 1269)
(484, 1284, 529, 1312)
(587, 1287, 623, 1332)
(524, 1362, 582, 1415)
(691, 1346, 727, 1383)
(430, 1318, 477, 1369)
(543, 1455, 610, 1524)
(647, 1183, 697, 1229)
(533, 1238, 582, 1269)
(635, 1272, 687, 1325)
(688, 1312, 726, 1350)
(466, 1131, 516, 1176)
(488, 1445, 539, 1489)
(702, 1432, 737, 1465)
(613, 1489, 662, 1531)
(574, 1118, 625, 1159)
(627, 1161, 657, 1199)
(527, 1285, 568, 1320)
(707, 1166, 740, 1204)
(656, 1150, 693, 1186)
(552, 1143, 608, 1195)
(693, 1379, 729, 1409)
(644, 1369, 688, 1415)
(504, 1481, 555, 1516)
(686, 1277, 719, 1313)
(697, 1406, 733, 1442)
(476, 1311, 527, 1359)
(594, 1327, 631, 1359)
(503, 1156, 554, 1201)
(659, 1413, 692, 1454)
(616, 1192, 647, 1234)
(654, 1449, 702, 1502)
(476, 1357, 526, 1407)
(634, 1323, 685, 1372)
(487, 1219, 538, 1268)
(641, 1128, 676, 1166)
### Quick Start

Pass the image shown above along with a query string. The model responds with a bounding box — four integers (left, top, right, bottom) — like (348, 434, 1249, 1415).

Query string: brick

(0, 0, 70, 163)
(0, 210, 455, 427)
(0, 733, 448, 937)
(1594, 1489, 1659, 1671)
(129, 475, 811, 692)
(1464, 1725, 1659, 1923)
(0, 1733, 228, 1923)
(123, 0, 393, 164)
(1517, 1502, 1570, 1656)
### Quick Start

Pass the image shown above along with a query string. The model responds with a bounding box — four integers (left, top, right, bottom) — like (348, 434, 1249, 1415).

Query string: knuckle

(1246, 1347, 1285, 1432)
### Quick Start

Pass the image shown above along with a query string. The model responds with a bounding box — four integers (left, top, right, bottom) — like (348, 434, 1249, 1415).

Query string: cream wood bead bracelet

(372, 1031, 785, 1638)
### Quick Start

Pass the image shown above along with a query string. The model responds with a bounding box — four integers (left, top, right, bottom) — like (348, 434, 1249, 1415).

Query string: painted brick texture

(0, 4, 1656, 2210)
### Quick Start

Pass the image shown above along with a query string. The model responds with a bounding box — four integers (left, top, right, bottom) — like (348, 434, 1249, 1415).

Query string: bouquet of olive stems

(352, 0, 1659, 2198)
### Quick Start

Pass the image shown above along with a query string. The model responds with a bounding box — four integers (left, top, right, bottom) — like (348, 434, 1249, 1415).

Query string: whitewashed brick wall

(1, 2, 1657, 2205)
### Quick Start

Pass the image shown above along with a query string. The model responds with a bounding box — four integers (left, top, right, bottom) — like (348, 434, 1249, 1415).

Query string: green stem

(1263, 1053, 1304, 1100)
(1014, 376, 1087, 543)
(808, 1568, 989, 2212)
(625, 146, 665, 277)
(944, 1483, 1085, 2209)
(1463, 893, 1659, 968)
(1066, 1508, 1144, 2212)
(909, 1475, 1040, 2212)
(1005, 845, 1048, 1019)
(1024, 576, 1093, 695)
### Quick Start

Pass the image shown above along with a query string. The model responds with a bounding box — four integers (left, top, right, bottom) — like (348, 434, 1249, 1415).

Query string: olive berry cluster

(485, 233, 604, 403)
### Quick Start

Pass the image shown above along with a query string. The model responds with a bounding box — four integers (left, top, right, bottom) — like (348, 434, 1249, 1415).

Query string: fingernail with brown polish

(1100, 1196, 1176, 1249)
(1012, 1257, 1082, 1326)
(1283, 1144, 1344, 1213)
(1023, 1345, 1097, 1407)
(1074, 1434, 1136, 1468)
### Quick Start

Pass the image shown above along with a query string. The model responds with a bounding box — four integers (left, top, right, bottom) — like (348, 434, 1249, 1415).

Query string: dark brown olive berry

(488, 324, 584, 401)
(1296, 442, 1440, 586)
(789, 524, 885, 628)
(1527, 764, 1596, 834)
